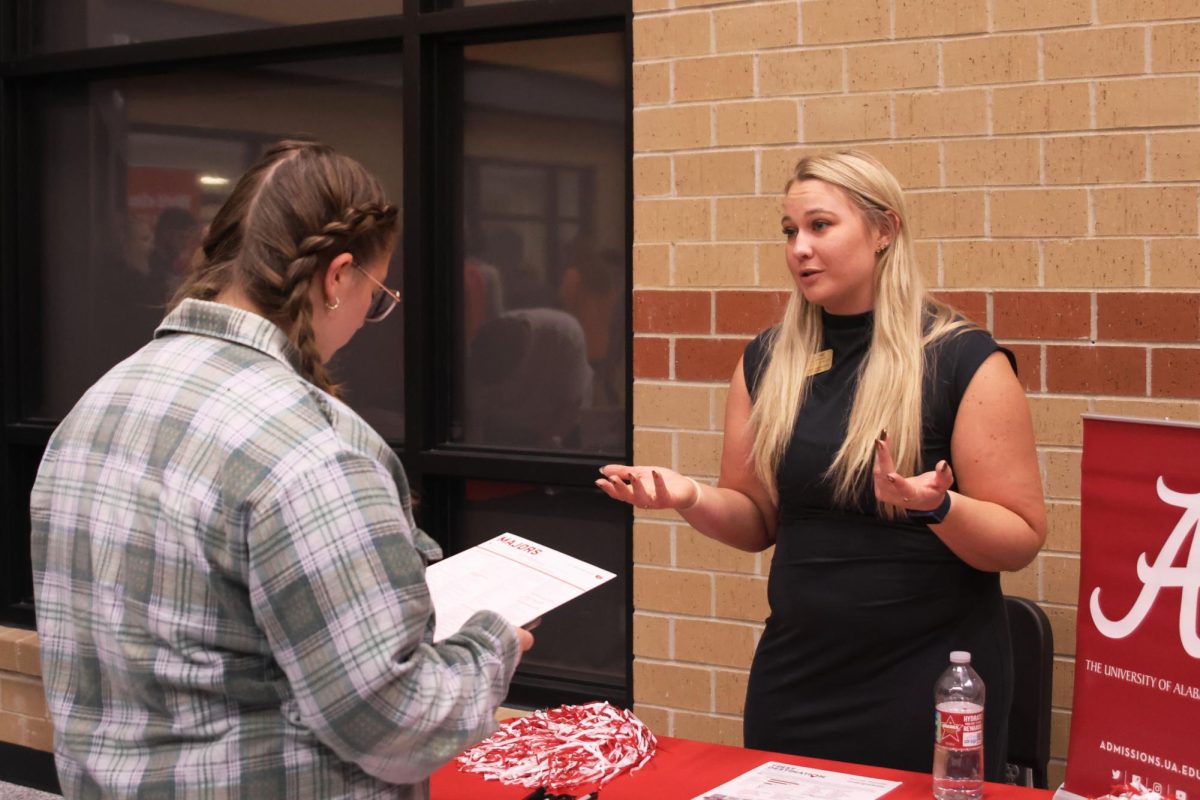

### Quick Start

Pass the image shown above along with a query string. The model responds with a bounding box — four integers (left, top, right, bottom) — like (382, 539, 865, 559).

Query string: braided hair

(171, 140, 399, 395)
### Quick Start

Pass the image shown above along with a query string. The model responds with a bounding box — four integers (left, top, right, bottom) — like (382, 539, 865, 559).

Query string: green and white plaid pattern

(31, 299, 519, 799)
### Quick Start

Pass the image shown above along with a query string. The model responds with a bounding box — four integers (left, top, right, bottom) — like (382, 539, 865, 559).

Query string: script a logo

(1090, 477, 1200, 658)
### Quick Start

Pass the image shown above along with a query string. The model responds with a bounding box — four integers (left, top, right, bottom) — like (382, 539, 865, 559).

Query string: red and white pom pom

(456, 701, 658, 790)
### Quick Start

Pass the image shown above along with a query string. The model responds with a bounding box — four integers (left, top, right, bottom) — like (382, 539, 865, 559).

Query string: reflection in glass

(27, 55, 405, 440)
(28, 0, 400, 56)
(451, 480, 629, 691)
(455, 34, 627, 457)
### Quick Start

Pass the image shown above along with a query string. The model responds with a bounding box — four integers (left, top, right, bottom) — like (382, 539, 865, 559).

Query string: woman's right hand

(595, 465, 701, 511)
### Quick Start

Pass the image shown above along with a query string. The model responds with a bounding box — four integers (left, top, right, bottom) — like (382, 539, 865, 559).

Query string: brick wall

(631, 0, 1200, 786)
(0, 628, 52, 752)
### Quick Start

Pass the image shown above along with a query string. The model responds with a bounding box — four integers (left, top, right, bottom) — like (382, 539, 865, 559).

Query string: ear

(322, 252, 355, 304)
(875, 210, 901, 250)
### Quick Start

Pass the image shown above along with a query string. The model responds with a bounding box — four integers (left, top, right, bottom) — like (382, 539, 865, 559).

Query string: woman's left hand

(873, 433, 954, 512)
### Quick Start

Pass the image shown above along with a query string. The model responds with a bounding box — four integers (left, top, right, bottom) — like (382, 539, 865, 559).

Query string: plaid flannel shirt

(31, 299, 519, 799)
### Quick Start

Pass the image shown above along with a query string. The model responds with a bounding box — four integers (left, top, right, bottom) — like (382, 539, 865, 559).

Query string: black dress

(741, 309, 1014, 780)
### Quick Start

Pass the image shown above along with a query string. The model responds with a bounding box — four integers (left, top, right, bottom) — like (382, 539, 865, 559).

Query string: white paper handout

(691, 761, 902, 800)
(425, 532, 616, 642)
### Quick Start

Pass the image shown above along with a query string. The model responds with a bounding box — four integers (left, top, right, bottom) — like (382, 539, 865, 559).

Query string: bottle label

(935, 705, 983, 748)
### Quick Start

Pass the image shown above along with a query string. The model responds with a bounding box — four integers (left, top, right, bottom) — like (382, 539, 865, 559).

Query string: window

(1, 0, 631, 713)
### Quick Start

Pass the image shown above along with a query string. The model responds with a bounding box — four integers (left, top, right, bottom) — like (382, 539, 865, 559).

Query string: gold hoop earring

(325, 297, 340, 311)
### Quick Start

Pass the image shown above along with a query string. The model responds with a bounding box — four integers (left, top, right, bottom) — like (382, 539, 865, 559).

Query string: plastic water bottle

(932, 650, 985, 800)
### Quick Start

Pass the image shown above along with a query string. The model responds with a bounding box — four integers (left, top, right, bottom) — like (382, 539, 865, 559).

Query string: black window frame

(0, 0, 634, 713)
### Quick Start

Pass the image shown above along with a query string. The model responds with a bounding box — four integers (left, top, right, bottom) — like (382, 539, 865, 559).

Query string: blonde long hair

(749, 150, 970, 517)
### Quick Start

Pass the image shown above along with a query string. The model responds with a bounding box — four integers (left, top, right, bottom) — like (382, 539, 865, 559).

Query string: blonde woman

(598, 151, 1045, 777)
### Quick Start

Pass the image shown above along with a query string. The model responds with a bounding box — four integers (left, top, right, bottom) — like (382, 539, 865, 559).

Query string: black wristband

(906, 491, 952, 524)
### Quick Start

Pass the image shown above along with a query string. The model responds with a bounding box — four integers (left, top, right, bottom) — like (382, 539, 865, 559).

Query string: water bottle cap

(950, 650, 971, 664)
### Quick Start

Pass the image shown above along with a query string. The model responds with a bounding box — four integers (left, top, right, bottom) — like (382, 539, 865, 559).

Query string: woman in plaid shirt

(31, 140, 532, 799)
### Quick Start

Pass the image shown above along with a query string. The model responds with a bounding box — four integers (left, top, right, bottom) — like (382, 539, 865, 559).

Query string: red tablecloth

(431, 735, 1053, 799)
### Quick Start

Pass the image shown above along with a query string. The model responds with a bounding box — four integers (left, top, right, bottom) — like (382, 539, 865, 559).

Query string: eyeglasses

(353, 262, 402, 323)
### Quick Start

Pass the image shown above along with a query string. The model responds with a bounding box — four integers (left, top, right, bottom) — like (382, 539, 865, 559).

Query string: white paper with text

(425, 532, 616, 642)
(691, 761, 902, 800)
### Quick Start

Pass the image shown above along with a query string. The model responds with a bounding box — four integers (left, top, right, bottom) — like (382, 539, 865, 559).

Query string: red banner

(1063, 417, 1200, 800)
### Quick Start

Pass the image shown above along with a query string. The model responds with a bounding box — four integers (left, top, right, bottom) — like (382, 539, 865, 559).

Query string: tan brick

(674, 55, 754, 102)
(635, 198, 712, 243)
(675, 619, 758, 668)
(802, 0, 889, 45)
(0, 711, 52, 752)
(1044, 27, 1145, 80)
(1052, 657, 1076, 708)
(634, 155, 672, 198)
(1096, 77, 1200, 129)
(634, 244, 671, 287)
(1098, 0, 1200, 23)
(943, 35, 1039, 86)
(715, 669, 749, 714)
(715, 196, 784, 241)
(632, 702, 670, 734)
(635, 384, 712, 428)
(1051, 707, 1073, 758)
(994, 0, 1091, 30)
(673, 711, 744, 746)
(634, 613, 671, 659)
(1094, 186, 1199, 236)
(847, 42, 939, 92)
(758, 48, 843, 96)
(1045, 502, 1081, 553)
(915, 240, 940, 287)
(944, 138, 1040, 186)
(758, 242, 794, 289)
(1044, 449, 1083, 500)
(760, 146, 823, 193)
(675, 151, 756, 198)
(715, 574, 770, 621)
(991, 189, 1089, 238)
(1153, 21, 1200, 73)
(1093, 398, 1200, 422)
(1050, 762, 1069, 790)
(716, 100, 799, 146)
(1151, 132, 1200, 181)
(803, 94, 892, 143)
(714, 2, 799, 52)
(993, 83, 1091, 135)
(633, 61, 670, 106)
(896, 89, 988, 138)
(908, 191, 987, 239)
(634, 105, 711, 152)
(634, 519, 673, 566)
(634, 565, 713, 615)
(1045, 239, 1145, 288)
(0, 628, 25, 673)
(942, 240, 1039, 287)
(1150, 239, 1200, 287)
(679, 431, 723, 473)
(633, 12, 711, 60)
(1044, 134, 1146, 185)
(895, 0, 987, 38)
(857, 142, 943, 189)
(1001, 562, 1039, 599)
(675, 243, 759, 287)
(1030, 396, 1089, 447)
(0, 675, 47, 718)
(677, 528, 759, 573)
(1042, 554, 1081, 605)
(633, 660, 713, 711)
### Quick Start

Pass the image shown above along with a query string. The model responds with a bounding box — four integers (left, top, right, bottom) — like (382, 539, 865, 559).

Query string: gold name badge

(805, 349, 833, 376)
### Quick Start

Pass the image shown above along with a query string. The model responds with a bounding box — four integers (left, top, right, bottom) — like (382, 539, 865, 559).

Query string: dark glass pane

(450, 480, 629, 691)
(25, 54, 405, 441)
(26, 0, 400, 56)
(455, 34, 627, 457)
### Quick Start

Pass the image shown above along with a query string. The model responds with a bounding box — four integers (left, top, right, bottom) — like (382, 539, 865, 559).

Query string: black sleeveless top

(741, 309, 1014, 779)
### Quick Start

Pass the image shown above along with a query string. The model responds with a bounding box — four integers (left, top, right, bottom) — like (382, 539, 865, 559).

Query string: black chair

(1003, 595, 1054, 788)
